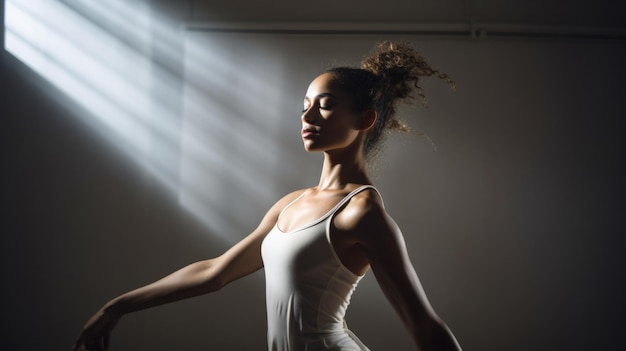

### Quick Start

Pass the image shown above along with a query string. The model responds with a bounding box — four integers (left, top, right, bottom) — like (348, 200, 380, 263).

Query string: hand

(72, 307, 121, 351)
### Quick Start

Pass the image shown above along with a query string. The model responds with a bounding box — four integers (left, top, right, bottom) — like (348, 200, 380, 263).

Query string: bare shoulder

(335, 188, 408, 264)
(276, 189, 307, 208)
(266, 188, 307, 216)
(251, 188, 307, 233)
(334, 187, 394, 239)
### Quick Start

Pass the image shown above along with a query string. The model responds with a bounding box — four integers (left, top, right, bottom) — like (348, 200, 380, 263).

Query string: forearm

(104, 259, 222, 316)
(74, 225, 269, 350)
(371, 253, 461, 351)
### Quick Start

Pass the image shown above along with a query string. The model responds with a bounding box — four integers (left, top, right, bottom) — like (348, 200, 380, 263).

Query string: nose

(301, 107, 316, 124)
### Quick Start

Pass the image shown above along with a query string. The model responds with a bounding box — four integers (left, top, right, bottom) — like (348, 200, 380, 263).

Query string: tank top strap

(277, 191, 307, 220)
(327, 185, 383, 217)
(277, 185, 384, 230)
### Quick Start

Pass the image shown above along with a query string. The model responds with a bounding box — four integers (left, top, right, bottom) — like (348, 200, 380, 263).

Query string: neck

(317, 144, 371, 191)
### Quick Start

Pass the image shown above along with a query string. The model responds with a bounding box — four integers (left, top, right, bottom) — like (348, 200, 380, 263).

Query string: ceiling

(187, 0, 626, 28)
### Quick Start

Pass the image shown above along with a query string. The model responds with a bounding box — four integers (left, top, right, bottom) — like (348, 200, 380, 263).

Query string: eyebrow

(304, 93, 337, 101)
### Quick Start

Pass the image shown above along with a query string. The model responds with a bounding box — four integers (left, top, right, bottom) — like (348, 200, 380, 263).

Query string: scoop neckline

(275, 185, 374, 234)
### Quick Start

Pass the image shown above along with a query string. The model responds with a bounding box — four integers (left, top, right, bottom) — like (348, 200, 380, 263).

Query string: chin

(302, 142, 317, 152)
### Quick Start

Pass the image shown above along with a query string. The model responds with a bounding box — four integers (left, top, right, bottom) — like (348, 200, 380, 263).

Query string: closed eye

(302, 93, 336, 112)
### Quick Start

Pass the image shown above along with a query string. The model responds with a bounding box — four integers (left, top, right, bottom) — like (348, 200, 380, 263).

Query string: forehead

(304, 72, 343, 99)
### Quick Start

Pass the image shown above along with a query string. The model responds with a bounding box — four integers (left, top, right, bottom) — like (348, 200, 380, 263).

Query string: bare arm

(354, 199, 461, 351)
(73, 191, 303, 351)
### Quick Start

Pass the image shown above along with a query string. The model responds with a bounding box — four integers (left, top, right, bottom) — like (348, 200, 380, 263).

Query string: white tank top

(261, 185, 380, 351)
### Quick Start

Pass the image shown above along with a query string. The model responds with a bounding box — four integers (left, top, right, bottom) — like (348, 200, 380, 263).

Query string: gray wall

(2, 1, 625, 350)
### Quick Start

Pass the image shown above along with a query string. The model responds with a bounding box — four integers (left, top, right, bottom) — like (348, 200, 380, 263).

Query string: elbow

(197, 259, 228, 293)
(199, 275, 224, 293)
(205, 272, 228, 292)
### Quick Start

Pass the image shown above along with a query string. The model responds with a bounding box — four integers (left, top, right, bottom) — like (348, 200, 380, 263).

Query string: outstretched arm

(73, 190, 303, 351)
(356, 201, 461, 351)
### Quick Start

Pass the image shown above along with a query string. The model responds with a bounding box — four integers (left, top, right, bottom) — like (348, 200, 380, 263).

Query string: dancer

(73, 41, 461, 351)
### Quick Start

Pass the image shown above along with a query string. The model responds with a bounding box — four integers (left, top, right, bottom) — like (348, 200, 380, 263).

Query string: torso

(262, 185, 382, 350)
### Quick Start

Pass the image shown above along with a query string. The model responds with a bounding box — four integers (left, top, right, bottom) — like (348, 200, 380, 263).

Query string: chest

(277, 192, 348, 233)
(263, 222, 334, 279)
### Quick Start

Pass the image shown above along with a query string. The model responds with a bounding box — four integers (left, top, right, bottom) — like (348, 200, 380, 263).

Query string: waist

(269, 326, 366, 351)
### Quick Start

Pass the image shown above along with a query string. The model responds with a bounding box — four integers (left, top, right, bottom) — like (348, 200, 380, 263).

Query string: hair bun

(325, 41, 453, 157)
(361, 41, 455, 107)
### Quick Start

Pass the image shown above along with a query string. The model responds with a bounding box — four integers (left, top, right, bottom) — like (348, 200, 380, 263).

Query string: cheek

(331, 125, 360, 146)
(333, 115, 361, 136)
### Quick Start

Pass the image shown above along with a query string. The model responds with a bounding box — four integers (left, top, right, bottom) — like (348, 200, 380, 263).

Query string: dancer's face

(300, 73, 371, 153)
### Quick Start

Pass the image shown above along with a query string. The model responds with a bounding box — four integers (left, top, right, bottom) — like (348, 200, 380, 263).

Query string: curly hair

(326, 41, 455, 156)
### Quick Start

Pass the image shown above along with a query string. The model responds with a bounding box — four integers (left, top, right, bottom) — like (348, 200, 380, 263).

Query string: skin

(73, 72, 461, 351)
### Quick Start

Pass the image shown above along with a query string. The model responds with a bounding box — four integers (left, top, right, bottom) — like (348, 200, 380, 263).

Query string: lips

(301, 125, 320, 136)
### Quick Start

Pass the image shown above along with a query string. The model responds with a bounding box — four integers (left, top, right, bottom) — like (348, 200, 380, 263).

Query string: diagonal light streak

(5, 0, 299, 242)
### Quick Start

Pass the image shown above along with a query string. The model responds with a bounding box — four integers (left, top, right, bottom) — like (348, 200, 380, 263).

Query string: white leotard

(261, 185, 380, 351)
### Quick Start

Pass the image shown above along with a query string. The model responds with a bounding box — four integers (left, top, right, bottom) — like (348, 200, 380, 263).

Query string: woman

(73, 41, 461, 351)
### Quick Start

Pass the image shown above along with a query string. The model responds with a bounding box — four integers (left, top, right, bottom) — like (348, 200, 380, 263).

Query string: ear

(358, 109, 377, 131)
